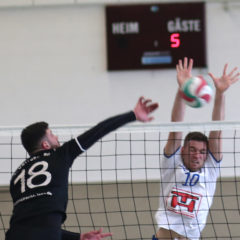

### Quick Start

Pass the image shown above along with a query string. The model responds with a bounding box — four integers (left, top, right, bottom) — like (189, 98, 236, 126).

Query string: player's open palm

(208, 64, 240, 93)
(134, 96, 159, 122)
(176, 57, 193, 87)
(80, 228, 112, 240)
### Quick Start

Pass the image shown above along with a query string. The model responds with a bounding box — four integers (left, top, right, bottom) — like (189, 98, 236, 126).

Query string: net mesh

(0, 122, 240, 239)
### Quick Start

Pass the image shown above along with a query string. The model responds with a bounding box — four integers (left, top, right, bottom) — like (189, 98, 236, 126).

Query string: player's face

(45, 128, 60, 148)
(181, 140, 208, 172)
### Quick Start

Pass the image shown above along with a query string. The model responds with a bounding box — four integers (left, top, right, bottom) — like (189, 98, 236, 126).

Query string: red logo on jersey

(167, 188, 202, 218)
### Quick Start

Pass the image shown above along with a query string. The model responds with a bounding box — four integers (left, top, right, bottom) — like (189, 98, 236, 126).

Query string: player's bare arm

(164, 57, 193, 156)
(208, 64, 240, 160)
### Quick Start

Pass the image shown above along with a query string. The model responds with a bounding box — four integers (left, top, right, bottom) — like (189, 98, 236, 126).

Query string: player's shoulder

(164, 146, 181, 159)
(204, 151, 221, 169)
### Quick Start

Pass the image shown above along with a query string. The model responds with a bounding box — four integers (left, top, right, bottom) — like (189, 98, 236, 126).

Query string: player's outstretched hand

(176, 57, 193, 88)
(208, 64, 240, 94)
(133, 96, 159, 122)
(80, 228, 112, 240)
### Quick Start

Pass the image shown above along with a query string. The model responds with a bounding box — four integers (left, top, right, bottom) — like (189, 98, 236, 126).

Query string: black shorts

(6, 213, 62, 240)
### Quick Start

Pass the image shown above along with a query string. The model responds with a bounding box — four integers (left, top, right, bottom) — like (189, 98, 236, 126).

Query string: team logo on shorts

(166, 187, 202, 218)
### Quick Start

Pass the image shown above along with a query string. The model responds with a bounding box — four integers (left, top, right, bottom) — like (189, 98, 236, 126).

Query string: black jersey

(6, 212, 80, 240)
(9, 111, 136, 226)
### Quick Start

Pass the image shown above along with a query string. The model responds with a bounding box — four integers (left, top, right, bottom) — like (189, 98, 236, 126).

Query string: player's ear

(181, 146, 184, 153)
(41, 140, 51, 150)
(181, 146, 185, 156)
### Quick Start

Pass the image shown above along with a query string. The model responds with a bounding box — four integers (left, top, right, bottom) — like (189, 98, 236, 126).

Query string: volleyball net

(0, 122, 240, 239)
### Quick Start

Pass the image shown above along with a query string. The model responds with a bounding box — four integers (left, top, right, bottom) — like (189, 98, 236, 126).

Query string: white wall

(0, 2, 239, 127)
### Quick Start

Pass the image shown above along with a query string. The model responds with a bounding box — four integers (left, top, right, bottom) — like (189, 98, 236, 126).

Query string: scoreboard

(106, 2, 206, 70)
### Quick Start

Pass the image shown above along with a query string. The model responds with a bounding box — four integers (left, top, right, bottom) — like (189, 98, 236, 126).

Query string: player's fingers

(148, 103, 159, 112)
(100, 233, 113, 237)
(208, 72, 216, 81)
(176, 64, 180, 72)
(138, 96, 144, 102)
(90, 228, 102, 234)
(178, 59, 183, 70)
(231, 72, 240, 84)
(183, 57, 188, 69)
(143, 99, 152, 106)
(228, 67, 238, 77)
(223, 63, 228, 76)
(188, 58, 193, 71)
(146, 116, 154, 122)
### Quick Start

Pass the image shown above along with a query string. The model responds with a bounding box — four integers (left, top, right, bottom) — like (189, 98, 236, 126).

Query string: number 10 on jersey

(183, 172, 200, 187)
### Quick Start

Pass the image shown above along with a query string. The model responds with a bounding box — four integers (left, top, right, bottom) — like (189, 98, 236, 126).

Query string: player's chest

(174, 164, 207, 189)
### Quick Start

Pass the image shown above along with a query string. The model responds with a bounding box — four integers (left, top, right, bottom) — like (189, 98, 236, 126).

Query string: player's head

(21, 121, 60, 155)
(181, 132, 209, 172)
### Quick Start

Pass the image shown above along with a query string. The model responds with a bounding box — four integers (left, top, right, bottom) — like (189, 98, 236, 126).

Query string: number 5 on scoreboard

(170, 33, 180, 48)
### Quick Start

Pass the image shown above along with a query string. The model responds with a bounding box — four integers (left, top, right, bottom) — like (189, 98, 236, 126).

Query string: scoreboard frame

(106, 2, 207, 71)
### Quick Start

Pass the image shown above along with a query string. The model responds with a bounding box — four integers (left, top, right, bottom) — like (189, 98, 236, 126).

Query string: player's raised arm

(164, 57, 193, 156)
(64, 96, 158, 166)
(208, 64, 240, 161)
(78, 96, 158, 150)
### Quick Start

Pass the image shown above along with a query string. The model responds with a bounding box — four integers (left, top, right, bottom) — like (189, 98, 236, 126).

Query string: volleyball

(180, 76, 213, 108)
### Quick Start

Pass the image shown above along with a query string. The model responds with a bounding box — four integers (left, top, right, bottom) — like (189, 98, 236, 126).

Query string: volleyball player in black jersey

(6, 96, 158, 240)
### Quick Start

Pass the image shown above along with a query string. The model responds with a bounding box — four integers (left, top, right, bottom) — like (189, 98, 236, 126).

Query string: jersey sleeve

(161, 147, 182, 169)
(60, 111, 136, 167)
(61, 229, 80, 240)
(205, 151, 221, 177)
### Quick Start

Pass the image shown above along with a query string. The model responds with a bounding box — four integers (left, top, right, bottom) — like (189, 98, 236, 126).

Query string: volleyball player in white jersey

(153, 58, 240, 240)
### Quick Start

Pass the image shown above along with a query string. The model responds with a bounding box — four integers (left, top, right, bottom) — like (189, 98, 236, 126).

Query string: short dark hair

(21, 121, 49, 155)
(184, 132, 209, 150)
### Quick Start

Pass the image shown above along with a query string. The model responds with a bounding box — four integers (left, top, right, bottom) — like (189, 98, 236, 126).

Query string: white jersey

(155, 148, 221, 239)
